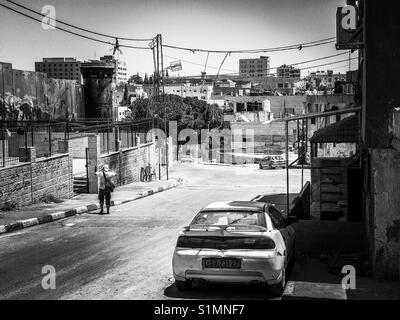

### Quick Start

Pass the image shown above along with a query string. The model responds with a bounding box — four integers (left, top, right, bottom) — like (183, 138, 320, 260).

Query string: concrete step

(73, 180, 87, 186)
(73, 176, 87, 181)
(320, 185, 341, 193)
(320, 193, 341, 202)
(74, 189, 88, 194)
(283, 281, 347, 300)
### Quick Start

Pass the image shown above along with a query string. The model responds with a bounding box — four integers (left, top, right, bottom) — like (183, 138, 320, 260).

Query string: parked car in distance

(172, 201, 297, 296)
(259, 155, 286, 169)
(180, 154, 194, 163)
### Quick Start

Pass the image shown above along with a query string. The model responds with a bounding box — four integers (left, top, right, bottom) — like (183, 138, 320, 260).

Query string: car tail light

(256, 238, 276, 249)
(176, 236, 202, 248)
(176, 236, 275, 249)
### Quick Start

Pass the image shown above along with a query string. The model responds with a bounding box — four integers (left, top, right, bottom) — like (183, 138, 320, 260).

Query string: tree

(127, 72, 143, 84)
(127, 94, 224, 131)
(144, 73, 149, 84)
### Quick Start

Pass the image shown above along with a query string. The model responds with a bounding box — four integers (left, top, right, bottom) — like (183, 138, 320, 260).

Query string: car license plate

(204, 258, 241, 269)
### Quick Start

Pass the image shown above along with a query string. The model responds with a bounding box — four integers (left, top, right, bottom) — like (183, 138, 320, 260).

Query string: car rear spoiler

(183, 225, 267, 232)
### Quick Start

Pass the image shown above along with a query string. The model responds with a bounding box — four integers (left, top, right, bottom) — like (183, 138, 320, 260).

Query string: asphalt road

(0, 163, 309, 300)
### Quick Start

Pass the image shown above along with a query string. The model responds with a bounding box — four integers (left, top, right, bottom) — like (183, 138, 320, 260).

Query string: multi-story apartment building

(34, 57, 82, 84)
(308, 70, 346, 92)
(239, 56, 270, 77)
(163, 83, 213, 101)
(276, 64, 301, 79)
(100, 55, 128, 84)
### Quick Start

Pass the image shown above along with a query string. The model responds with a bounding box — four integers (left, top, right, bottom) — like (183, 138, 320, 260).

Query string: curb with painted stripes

(0, 182, 179, 235)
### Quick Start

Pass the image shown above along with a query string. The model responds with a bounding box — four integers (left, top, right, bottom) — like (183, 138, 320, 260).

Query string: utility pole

(159, 34, 168, 180)
(151, 34, 168, 180)
(348, 51, 351, 71)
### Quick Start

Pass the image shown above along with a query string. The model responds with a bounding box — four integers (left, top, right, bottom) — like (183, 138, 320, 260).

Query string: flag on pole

(170, 60, 182, 72)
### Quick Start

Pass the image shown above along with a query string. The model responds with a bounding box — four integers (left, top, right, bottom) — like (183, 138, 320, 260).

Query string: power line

(221, 57, 358, 78)
(167, 57, 358, 81)
(6, 0, 153, 41)
(0, 3, 151, 50)
(163, 37, 336, 54)
(1, 0, 354, 75)
(164, 54, 238, 72)
(1, 1, 341, 58)
(164, 51, 353, 74)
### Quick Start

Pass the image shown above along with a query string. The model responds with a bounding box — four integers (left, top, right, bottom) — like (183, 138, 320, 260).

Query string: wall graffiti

(0, 62, 84, 121)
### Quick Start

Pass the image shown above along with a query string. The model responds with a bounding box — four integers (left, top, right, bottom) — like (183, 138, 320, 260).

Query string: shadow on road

(164, 281, 277, 300)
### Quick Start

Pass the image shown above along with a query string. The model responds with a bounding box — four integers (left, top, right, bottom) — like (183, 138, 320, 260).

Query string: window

(247, 102, 262, 112)
(268, 206, 286, 229)
(236, 102, 245, 112)
(192, 211, 265, 228)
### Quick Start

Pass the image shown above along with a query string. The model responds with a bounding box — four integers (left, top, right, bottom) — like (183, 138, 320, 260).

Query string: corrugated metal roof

(309, 115, 359, 143)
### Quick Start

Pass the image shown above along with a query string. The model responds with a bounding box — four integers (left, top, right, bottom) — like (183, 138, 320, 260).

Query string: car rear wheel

(175, 279, 192, 291)
(269, 269, 286, 297)
(259, 164, 263, 169)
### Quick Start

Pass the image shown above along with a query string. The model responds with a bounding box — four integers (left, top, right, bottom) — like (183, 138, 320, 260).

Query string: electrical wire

(2, 1, 339, 56)
(1, 1, 357, 77)
(163, 37, 336, 54)
(6, 0, 153, 41)
(215, 52, 230, 82)
(166, 57, 358, 81)
(0, 3, 151, 50)
(220, 57, 358, 78)
(164, 52, 354, 75)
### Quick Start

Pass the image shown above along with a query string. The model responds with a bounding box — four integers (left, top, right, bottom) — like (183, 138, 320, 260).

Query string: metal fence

(97, 120, 154, 155)
(0, 121, 68, 167)
(0, 119, 157, 167)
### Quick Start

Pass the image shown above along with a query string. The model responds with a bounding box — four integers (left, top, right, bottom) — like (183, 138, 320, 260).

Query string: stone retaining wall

(87, 135, 160, 193)
(0, 143, 73, 207)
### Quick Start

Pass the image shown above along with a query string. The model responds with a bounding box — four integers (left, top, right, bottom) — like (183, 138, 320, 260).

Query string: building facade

(163, 84, 213, 101)
(34, 57, 82, 84)
(262, 76, 299, 95)
(276, 64, 301, 79)
(239, 56, 270, 77)
(308, 70, 346, 93)
(100, 55, 128, 84)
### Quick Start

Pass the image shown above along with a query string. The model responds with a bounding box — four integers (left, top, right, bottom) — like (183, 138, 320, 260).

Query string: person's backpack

(103, 171, 116, 192)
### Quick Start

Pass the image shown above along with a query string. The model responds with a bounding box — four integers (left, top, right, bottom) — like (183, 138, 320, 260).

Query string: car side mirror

(286, 216, 298, 225)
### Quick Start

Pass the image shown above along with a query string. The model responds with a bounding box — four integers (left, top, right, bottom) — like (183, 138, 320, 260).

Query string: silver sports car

(172, 201, 296, 296)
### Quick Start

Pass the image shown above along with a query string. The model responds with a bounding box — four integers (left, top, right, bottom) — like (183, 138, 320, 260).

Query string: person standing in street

(95, 164, 116, 215)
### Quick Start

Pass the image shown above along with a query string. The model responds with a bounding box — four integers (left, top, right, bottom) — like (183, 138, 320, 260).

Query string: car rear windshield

(191, 211, 265, 227)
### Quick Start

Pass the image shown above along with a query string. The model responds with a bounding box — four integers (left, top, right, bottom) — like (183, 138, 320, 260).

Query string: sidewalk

(283, 254, 400, 300)
(0, 179, 180, 235)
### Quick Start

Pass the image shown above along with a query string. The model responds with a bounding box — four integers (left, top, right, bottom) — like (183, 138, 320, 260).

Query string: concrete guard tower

(80, 61, 115, 120)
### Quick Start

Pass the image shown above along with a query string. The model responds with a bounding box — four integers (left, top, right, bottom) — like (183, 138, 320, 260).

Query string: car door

(267, 206, 292, 264)
(270, 206, 295, 259)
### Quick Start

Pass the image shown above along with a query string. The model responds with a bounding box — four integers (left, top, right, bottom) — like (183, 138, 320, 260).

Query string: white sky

(0, 0, 357, 78)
